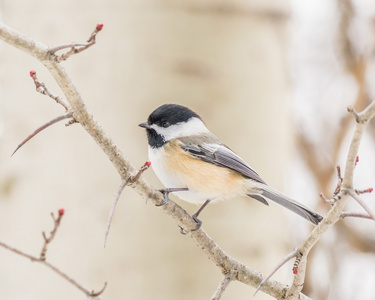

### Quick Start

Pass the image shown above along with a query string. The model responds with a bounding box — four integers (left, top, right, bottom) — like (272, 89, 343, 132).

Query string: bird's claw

(156, 189, 170, 206)
(156, 188, 188, 207)
(179, 214, 202, 235)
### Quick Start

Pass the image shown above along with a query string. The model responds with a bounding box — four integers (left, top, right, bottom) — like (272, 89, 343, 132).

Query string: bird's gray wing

(179, 137, 266, 184)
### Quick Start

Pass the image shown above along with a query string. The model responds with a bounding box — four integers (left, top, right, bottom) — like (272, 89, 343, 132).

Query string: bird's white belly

(148, 146, 215, 204)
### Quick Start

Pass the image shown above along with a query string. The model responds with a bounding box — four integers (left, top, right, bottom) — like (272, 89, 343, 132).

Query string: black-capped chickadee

(139, 104, 323, 230)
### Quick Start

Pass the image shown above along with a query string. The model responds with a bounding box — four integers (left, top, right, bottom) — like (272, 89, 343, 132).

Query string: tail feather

(250, 186, 323, 225)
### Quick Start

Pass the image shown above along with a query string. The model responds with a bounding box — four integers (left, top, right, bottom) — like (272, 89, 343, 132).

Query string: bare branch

(0, 240, 38, 262)
(30, 69, 70, 110)
(40, 209, 65, 261)
(50, 23, 103, 62)
(0, 209, 106, 299)
(285, 101, 375, 299)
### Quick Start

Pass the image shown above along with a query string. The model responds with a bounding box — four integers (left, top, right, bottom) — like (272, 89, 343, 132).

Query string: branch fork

(0, 209, 107, 299)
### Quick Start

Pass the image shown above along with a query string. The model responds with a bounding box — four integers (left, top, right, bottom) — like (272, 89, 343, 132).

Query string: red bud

(30, 70, 36, 77)
(293, 268, 298, 274)
(145, 161, 151, 167)
(96, 23, 104, 31)
(58, 208, 65, 216)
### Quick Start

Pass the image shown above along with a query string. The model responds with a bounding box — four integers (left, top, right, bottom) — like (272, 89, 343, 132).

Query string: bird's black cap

(147, 104, 202, 127)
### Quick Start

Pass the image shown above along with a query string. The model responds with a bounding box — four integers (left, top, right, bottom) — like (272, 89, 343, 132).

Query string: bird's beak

(138, 122, 151, 129)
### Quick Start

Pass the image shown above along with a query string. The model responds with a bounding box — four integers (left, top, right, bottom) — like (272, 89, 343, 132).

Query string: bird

(139, 104, 323, 231)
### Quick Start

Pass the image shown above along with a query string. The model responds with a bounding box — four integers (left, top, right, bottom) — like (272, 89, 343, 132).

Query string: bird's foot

(156, 188, 188, 207)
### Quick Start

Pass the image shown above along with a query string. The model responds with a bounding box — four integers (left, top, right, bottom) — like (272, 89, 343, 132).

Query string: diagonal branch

(284, 101, 375, 300)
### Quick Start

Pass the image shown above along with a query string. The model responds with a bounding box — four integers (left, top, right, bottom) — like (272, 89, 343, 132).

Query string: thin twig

(355, 188, 373, 194)
(51, 23, 103, 62)
(0, 240, 38, 261)
(320, 192, 336, 204)
(340, 212, 373, 219)
(49, 43, 86, 53)
(30, 70, 70, 110)
(211, 272, 235, 300)
(104, 161, 151, 247)
(11, 112, 74, 157)
(255, 249, 299, 295)
(348, 189, 375, 220)
(0, 210, 106, 299)
(40, 209, 65, 261)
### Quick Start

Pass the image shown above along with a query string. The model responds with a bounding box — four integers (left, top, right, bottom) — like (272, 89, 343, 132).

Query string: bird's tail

(248, 185, 323, 225)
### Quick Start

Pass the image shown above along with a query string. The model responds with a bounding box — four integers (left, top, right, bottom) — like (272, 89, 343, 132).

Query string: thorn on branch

(11, 112, 74, 157)
(89, 281, 107, 297)
(104, 161, 151, 247)
(40, 208, 65, 261)
(49, 23, 104, 62)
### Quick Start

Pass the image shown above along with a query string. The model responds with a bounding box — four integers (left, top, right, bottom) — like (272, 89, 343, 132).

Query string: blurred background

(0, 0, 375, 299)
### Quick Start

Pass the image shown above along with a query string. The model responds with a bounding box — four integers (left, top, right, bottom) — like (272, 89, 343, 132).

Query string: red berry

(96, 23, 104, 31)
(30, 70, 36, 77)
(58, 208, 65, 216)
(145, 161, 151, 167)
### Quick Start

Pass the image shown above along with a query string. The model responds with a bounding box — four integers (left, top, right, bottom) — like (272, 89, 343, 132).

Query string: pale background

(0, 1, 375, 300)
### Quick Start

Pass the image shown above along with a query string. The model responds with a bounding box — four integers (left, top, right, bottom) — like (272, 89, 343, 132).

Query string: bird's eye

(162, 121, 170, 128)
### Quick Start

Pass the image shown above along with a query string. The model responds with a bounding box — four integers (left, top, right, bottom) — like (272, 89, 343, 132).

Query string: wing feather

(178, 136, 266, 184)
